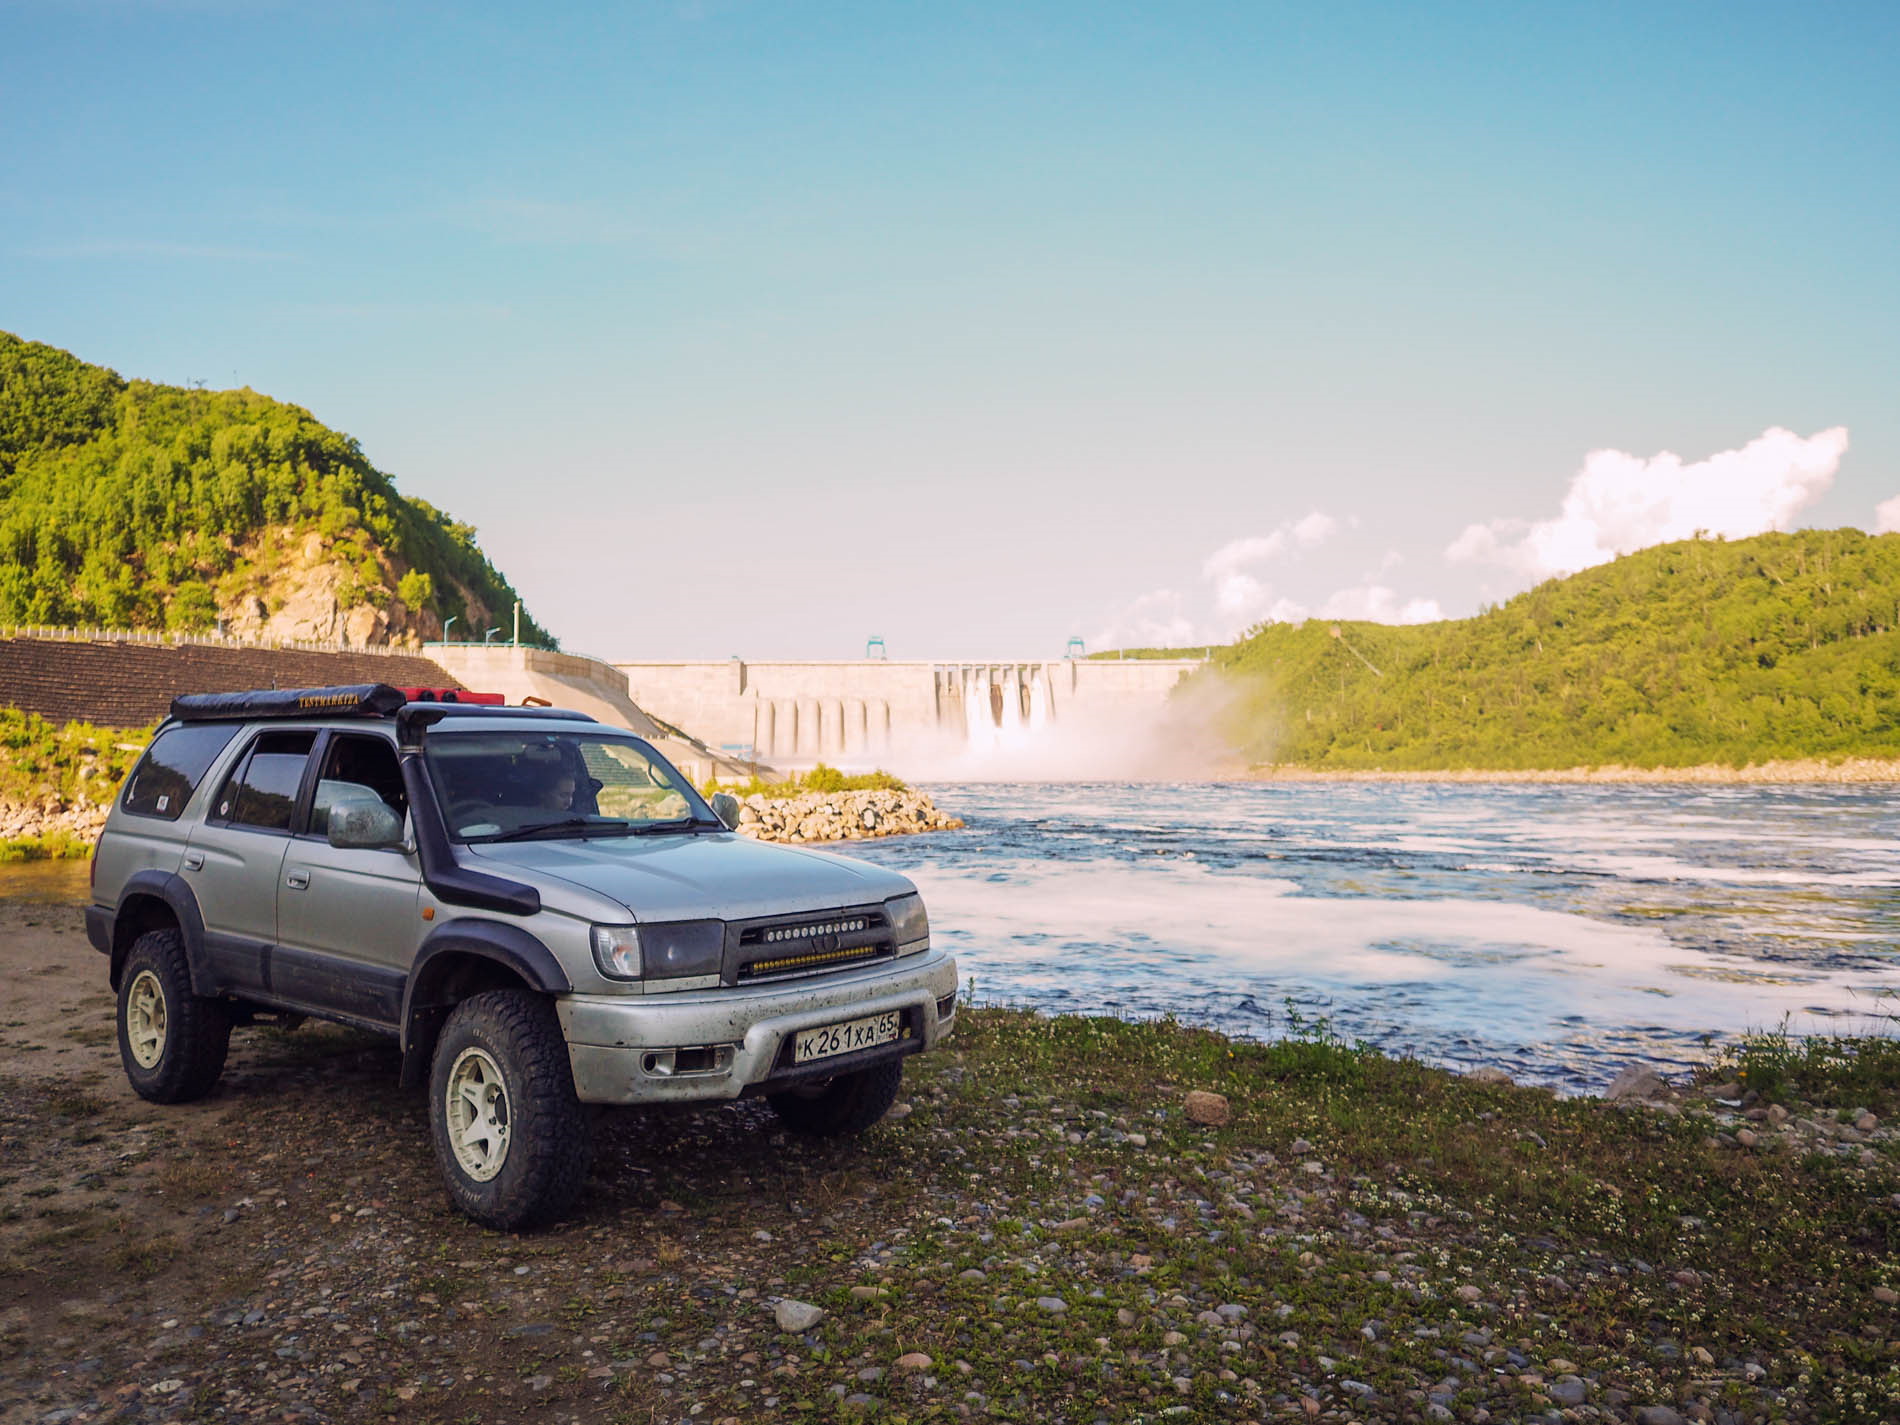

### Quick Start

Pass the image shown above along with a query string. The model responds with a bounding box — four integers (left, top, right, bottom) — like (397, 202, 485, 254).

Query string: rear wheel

(117, 929, 231, 1103)
(768, 1058, 903, 1137)
(427, 990, 591, 1230)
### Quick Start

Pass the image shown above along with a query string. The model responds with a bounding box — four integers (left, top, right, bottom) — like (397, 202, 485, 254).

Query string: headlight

(885, 892, 929, 952)
(591, 925, 641, 980)
(590, 920, 727, 981)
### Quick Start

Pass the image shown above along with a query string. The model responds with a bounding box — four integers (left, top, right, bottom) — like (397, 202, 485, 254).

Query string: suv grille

(730, 906, 894, 984)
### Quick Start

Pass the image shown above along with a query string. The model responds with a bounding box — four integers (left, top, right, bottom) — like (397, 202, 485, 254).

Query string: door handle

(285, 870, 311, 891)
(183, 852, 205, 871)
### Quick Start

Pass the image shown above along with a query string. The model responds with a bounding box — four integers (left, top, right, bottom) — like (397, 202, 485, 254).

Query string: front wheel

(768, 1058, 903, 1137)
(117, 929, 231, 1103)
(427, 990, 591, 1231)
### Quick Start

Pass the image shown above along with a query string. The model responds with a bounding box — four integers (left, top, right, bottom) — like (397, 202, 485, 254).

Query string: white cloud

(1200, 510, 1340, 623)
(1088, 589, 1199, 651)
(1093, 510, 1443, 649)
(1876, 495, 1900, 535)
(1319, 585, 1443, 624)
(1290, 511, 1338, 546)
(1447, 426, 1850, 580)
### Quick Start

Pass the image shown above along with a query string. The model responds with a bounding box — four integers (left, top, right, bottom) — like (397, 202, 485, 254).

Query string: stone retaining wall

(0, 634, 459, 728)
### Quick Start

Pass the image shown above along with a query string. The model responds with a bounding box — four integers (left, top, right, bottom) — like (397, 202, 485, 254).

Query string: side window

(122, 723, 240, 821)
(309, 734, 407, 839)
(213, 731, 317, 833)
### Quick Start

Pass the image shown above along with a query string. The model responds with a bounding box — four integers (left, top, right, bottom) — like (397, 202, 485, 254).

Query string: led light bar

(762, 917, 870, 944)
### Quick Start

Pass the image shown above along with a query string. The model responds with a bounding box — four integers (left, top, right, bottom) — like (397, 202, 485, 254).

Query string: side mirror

(710, 792, 742, 831)
(328, 800, 406, 850)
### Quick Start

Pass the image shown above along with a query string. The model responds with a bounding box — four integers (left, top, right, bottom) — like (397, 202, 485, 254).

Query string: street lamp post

(442, 616, 457, 642)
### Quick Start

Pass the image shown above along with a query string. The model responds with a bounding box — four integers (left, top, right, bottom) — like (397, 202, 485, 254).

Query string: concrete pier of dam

(616, 657, 1206, 769)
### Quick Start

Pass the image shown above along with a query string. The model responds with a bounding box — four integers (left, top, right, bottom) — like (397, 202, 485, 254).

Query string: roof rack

(168, 684, 598, 728)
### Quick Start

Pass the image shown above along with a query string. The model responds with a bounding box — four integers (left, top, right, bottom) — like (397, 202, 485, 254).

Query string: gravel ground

(2, 902, 1896, 1425)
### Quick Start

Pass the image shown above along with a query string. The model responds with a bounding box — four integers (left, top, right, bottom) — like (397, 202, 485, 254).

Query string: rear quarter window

(121, 723, 241, 821)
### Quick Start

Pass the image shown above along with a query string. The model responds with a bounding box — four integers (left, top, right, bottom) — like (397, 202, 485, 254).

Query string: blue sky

(3, 1, 1896, 658)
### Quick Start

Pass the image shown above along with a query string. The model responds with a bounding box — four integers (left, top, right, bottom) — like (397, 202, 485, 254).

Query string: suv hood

(463, 832, 916, 923)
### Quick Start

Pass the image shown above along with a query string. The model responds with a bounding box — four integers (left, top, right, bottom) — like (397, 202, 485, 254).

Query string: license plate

(794, 1011, 900, 1064)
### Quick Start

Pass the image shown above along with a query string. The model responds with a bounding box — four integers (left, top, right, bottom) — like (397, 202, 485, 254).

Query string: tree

(397, 568, 435, 612)
(165, 581, 218, 633)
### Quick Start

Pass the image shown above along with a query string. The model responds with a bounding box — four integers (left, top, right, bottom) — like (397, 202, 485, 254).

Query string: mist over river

(848, 782, 1900, 1092)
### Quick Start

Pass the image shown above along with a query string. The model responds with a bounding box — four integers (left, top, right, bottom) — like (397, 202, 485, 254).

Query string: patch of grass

(156, 1154, 224, 1205)
(702, 762, 907, 799)
(1708, 1022, 1900, 1113)
(108, 1232, 182, 1281)
(48, 1092, 106, 1118)
(0, 830, 96, 862)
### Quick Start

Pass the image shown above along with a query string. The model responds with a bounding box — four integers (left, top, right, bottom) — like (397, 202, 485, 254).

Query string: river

(10, 782, 1895, 1092)
(849, 781, 1900, 1091)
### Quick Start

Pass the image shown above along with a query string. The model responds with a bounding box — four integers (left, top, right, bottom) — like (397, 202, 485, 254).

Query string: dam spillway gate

(616, 658, 1205, 769)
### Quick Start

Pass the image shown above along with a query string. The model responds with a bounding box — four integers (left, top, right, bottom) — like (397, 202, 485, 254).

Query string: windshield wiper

(475, 818, 634, 843)
(626, 816, 723, 836)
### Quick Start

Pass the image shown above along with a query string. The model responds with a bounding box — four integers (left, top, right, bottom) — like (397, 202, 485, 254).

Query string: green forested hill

(1204, 530, 1900, 768)
(0, 331, 552, 644)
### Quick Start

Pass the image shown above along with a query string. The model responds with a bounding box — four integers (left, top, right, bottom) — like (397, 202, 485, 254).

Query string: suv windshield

(424, 729, 719, 842)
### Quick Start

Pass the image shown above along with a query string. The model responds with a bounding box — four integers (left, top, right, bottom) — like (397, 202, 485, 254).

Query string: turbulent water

(848, 782, 1900, 1092)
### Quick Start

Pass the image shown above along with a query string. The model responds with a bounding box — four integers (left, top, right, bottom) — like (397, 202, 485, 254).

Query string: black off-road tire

(427, 990, 591, 1231)
(117, 928, 232, 1103)
(768, 1058, 904, 1137)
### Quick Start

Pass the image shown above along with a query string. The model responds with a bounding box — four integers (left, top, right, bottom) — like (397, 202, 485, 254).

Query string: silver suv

(86, 684, 956, 1229)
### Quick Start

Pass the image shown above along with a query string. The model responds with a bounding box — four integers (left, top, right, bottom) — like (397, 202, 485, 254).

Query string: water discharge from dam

(617, 656, 1224, 781)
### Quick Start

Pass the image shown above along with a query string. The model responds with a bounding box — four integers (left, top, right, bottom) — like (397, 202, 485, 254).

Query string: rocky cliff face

(215, 530, 492, 648)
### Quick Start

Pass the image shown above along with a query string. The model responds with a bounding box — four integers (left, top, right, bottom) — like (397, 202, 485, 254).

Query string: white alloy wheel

(445, 1046, 512, 1182)
(125, 969, 168, 1069)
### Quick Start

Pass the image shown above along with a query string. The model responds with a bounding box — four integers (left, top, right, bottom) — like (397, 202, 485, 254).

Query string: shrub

(703, 763, 908, 799)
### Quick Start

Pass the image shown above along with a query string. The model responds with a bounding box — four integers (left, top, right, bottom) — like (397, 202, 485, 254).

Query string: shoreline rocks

(731, 788, 962, 844)
(0, 796, 106, 850)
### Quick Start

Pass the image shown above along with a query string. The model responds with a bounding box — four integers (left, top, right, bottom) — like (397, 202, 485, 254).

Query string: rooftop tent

(169, 684, 408, 722)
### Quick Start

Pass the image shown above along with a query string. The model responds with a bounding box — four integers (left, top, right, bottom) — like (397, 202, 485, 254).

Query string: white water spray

(963, 669, 996, 756)
(1027, 665, 1051, 734)
(997, 666, 1028, 750)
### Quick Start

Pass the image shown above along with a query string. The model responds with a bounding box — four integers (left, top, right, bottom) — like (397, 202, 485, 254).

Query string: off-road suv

(87, 684, 956, 1229)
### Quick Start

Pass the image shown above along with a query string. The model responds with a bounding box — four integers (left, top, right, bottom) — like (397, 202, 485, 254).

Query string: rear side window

(213, 731, 318, 833)
(121, 724, 241, 821)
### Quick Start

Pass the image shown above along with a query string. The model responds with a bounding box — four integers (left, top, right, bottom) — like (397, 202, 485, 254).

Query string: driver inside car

(539, 772, 577, 812)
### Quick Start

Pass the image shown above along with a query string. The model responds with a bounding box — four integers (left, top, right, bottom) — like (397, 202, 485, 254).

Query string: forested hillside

(0, 331, 552, 646)
(1207, 530, 1900, 768)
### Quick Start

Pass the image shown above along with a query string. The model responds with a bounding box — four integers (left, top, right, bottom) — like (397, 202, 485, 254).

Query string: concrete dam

(616, 657, 1207, 775)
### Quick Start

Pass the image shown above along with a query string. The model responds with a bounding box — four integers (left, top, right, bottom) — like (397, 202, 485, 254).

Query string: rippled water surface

(847, 782, 1900, 1090)
(9, 783, 1895, 1091)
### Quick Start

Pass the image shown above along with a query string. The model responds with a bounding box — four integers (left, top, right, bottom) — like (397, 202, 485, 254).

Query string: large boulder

(1605, 1065, 1671, 1102)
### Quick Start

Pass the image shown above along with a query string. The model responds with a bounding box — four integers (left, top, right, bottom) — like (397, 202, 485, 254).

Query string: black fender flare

(111, 870, 209, 992)
(399, 918, 571, 1058)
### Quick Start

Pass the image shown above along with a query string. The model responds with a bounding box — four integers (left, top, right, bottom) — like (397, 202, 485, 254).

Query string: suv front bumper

(557, 949, 959, 1105)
